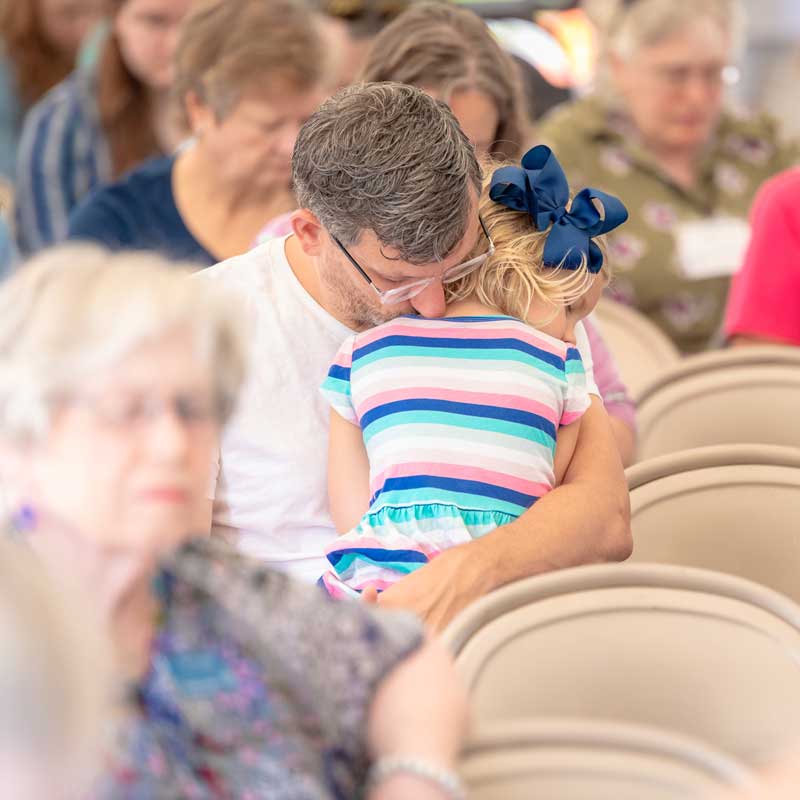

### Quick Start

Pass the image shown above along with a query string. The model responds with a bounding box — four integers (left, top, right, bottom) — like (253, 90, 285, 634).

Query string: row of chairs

(594, 299, 800, 461)
(448, 562, 799, 797)
(448, 442, 800, 797)
(453, 303, 799, 796)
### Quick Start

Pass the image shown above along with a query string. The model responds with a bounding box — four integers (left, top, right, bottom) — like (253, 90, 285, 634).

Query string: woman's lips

(140, 487, 190, 504)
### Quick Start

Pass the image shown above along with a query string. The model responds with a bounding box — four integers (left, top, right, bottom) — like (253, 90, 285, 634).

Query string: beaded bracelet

(365, 755, 466, 800)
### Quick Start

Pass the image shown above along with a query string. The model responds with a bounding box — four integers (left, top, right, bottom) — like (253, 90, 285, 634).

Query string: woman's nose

(147, 408, 191, 462)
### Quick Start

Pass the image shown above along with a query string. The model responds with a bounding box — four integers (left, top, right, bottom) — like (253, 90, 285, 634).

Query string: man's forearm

(468, 397, 632, 593)
(608, 415, 637, 467)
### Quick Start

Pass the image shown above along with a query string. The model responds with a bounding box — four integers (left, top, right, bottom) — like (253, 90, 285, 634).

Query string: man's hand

(376, 543, 494, 632)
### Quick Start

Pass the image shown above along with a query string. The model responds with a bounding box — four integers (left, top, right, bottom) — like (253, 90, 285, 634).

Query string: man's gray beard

(352, 302, 401, 330)
(324, 264, 404, 330)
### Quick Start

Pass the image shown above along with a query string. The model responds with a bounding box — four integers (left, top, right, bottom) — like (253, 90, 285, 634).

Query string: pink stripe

(560, 411, 584, 426)
(355, 320, 567, 357)
(355, 386, 559, 423)
(329, 353, 352, 369)
(372, 461, 551, 498)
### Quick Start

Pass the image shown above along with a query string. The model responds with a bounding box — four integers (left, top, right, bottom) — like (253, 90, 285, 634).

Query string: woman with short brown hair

(361, 1, 528, 159)
(68, 0, 329, 265)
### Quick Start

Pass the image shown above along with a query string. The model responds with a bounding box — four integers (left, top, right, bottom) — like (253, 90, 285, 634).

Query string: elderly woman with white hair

(0, 247, 468, 799)
(539, 0, 799, 353)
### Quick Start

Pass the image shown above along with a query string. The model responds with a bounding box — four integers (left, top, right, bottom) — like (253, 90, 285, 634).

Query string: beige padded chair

(443, 563, 800, 764)
(591, 298, 680, 397)
(461, 719, 753, 800)
(636, 347, 800, 460)
(627, 444, 800, 604)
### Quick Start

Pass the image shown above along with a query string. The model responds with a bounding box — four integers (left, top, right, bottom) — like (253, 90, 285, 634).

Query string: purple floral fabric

(93, 539, 423, 799)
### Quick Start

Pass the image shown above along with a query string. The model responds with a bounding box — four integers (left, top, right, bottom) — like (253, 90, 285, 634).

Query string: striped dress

(319, 314, 590, 596)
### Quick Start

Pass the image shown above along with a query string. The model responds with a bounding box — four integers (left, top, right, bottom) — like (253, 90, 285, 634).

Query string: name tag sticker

(675, 216, 751, 280)
(166, 649, 239, 697)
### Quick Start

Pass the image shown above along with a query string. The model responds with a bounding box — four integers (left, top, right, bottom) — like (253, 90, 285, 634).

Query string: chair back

(444, 563, 800, 764)
(592, 299, 680, 397)
(627, 445, 800, 604)
(461, 718, 753, 800)
(636, 347, 800, 459)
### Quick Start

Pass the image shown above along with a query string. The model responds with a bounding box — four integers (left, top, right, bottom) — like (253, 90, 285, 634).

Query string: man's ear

(291, 209, 326, 256)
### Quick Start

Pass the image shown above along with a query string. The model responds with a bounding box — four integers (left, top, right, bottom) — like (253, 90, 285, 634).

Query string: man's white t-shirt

(198, 235, 598, 583)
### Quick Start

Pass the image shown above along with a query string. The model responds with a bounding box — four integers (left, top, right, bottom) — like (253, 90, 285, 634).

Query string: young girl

(319, 145, 628, 597)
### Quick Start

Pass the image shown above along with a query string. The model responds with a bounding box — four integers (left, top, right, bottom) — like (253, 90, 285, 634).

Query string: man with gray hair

(199, 82, 631, 629)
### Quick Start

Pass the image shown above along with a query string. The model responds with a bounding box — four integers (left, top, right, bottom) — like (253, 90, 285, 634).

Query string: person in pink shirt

(725, 168, 800, 347)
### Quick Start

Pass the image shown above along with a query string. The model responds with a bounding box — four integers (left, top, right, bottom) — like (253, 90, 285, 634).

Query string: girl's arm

(328, 409, 372, 533)
(553, 419, 581, 486)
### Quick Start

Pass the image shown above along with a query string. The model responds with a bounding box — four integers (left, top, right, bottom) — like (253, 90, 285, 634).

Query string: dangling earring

(11, 503, 37, 534)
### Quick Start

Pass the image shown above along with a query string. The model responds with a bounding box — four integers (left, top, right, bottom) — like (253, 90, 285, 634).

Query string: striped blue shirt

(0, 51, 22, 180)
(14, 63, 111, 255)
(0, 216, 15, 279)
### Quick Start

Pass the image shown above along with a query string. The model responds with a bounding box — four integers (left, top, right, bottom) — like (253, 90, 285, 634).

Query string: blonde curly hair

(446, 162, 611, 326)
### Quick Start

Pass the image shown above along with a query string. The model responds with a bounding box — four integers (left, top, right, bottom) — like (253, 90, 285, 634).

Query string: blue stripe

(353, 334, 565, 370)
(361, 398, 556, 440)
(86, 123, 99, 187)
(566, 346, 582, 363)
(60, 101, 81, 214)
(374, 475, 539, 509)
(327, 548, 430, 569)
(362, 410, 556, 452)
(371, 486, 528, 518)
(29, 107, 56, 247)
(327, 363, 351, 382)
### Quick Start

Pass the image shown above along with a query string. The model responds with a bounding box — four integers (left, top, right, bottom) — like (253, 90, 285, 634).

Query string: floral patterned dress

(92, 539, 423, 799)
(538, 96, 800, 352)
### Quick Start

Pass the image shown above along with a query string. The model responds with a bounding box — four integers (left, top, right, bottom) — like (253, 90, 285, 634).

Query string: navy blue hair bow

(489, 145, 628, 273)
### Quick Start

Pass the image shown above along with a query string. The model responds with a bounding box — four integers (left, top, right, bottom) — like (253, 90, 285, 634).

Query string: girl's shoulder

(351, 314, 572, 360)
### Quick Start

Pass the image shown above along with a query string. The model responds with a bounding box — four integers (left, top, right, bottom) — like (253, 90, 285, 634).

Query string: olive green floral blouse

(539, 96, 799, 352)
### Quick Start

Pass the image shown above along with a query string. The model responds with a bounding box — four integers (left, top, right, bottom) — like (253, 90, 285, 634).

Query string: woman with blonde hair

(0, 246, 467, 797)
(539, 0, 798, 352)
(15, 0, 194, 255)
(0, 0, 106, 179)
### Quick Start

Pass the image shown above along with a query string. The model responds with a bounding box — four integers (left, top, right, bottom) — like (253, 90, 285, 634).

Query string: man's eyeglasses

(648, 62, 740, 91)
(332, 216, 495, 305)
